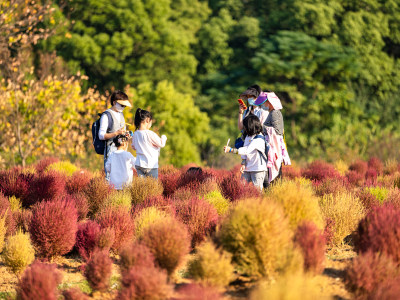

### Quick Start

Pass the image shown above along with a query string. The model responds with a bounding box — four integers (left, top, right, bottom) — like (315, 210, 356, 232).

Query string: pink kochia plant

(118, 265, 173, 300)
(219, 172, 261, 202)
(159, 172, 181, 197)
(345, 251, 400, 298)
(140, 218, 190, 276)
(175, 283, 224, 300)
(175, 197, 219, 247)
(349, 160, 368, 176)
(27, 171, 66, 206)
(0, 169, 32, 201)
(16, 260, 63, 300)
(84, 250, 112, 292)
(355, 203, 400, 262)
(302, 160, 341, 182)
(29, 199, 78, 259)
(62, 288, 90, 300)
(119, 242, 156, 274)
(66, 170, 92, 194)
(75, 221, 101, 261)
(95, 206, 135, 251)
(0, 192, 16, 235)
(294, 221, 326, 274)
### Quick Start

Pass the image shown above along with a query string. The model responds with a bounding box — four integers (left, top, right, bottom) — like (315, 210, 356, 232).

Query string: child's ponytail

(134, 108, 153, 130)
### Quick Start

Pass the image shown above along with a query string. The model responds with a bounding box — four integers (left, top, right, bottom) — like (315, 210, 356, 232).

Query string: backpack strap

(102, 111, 113, 132)
(253, 134, 268, 165)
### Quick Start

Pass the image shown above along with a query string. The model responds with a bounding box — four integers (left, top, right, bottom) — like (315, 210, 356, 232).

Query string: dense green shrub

(2, 230, 35, 274)
(217, 198, 298, 279)
(187, 240, 234, 289)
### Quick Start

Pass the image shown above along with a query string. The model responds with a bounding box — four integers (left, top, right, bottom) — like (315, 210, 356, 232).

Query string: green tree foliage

(45, 0, 210, 92)
(130, 81, 210, 166)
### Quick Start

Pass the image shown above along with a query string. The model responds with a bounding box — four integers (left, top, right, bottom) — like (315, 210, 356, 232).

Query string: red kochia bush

(95, 206, 134, 251)
(26, 171, 66, 207)
(349, 160, 368, 176)
(346, 170, 365, 187)
(294, 221, 326, 274)
(66, 170, 92, 194)
(62, 288, 90, 300)
(365, 168, 378, 186)
(75, 221, 101, 262)
(34, 157, 60, 173)
(357, 189, 379, 210)
(131, 195, 175, 216)
(219, 172, 261, 202)
(30, 199, 78, 259)
(314, 177, 350, 196)
(368, 157, 384, 175)
(174, 283, 224, 300)
(119, 242, 155, 273)
(14, 209, 32, 233)
(0, 169, 32, 201)
(367, 277, 400, 300)
(282, 165, 302, 179)
(323, 217, 336, 247)
(0, 192, 16, 235)
(140, 218, 190, 276)
(70, 193, 89, 221)
(301, 160, 341, 182)
(175, 197, 218, 247)
(345, 251, 400, 298)
(84, 250, 112, 292)
(355, 204, 400, 262)
(118, 265, 173, 300)
(16, 260, 62, 300)
(159, 172, 181, 197)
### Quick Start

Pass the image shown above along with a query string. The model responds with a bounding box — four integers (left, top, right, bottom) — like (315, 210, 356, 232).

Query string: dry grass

(320, 192, 366, 246)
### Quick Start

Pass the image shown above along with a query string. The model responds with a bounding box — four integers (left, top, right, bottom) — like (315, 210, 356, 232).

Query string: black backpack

(92, 111, 113, 155)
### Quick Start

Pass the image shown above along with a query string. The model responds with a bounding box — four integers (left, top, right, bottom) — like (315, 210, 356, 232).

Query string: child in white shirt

(224, 114, 267, 190)
(105, 134, 136, 190)
(131, 108, 167, 179)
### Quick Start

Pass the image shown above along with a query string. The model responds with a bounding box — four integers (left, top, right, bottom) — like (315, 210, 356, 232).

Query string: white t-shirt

(238, 135, 267, 172)
(105, 150, 136, 189)
(132, 130, 167, 169)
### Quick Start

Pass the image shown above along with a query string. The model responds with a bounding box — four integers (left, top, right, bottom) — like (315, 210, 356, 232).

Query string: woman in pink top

(131, 108, 167, 179)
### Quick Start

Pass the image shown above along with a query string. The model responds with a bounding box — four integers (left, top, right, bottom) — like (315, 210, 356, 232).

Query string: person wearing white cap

(254, 91, 284, 135)
(98, 90, 132, 180)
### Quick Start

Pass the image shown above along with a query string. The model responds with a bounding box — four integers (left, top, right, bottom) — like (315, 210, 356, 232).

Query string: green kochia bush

(2, 230, 35, 274)
(187, 240, 234, 290)
(217, 198, 299, 279)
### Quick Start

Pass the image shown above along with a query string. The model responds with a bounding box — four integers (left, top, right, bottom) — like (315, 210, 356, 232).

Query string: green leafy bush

(366, 187, 389, 204)
(0, 213, 7, 253)
(2, 230, 35, 274)
(217, 198, 298, 279)
(266, 180, 324, 230)
(46, 161, 78, 177)
(102, 189, 131, 212)
(203, 190, 230, 216)
(8, 196, 22, 212)
(187, 240, 234, 289)
(319, 192, 366, 246)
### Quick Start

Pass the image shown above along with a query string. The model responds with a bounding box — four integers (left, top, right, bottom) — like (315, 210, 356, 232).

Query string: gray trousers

(242, 171, 266, 190)
(136, 166, 158, 179)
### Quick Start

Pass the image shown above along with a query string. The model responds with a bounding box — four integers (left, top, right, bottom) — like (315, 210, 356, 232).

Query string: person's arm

(99, 113, 125, 140)
(148, 131, 167, 148)
(238, 107, 245, 130)
(224, 139, 263, 156)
